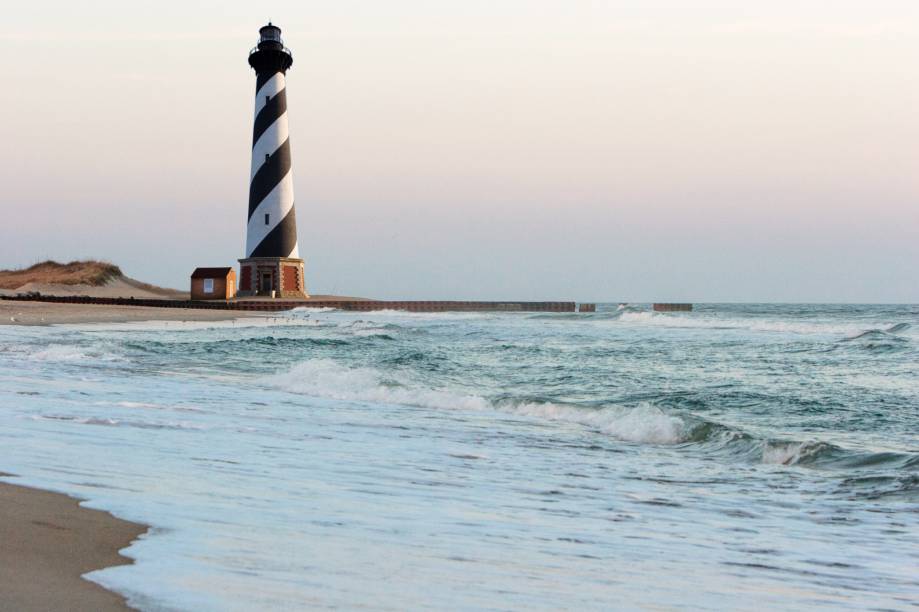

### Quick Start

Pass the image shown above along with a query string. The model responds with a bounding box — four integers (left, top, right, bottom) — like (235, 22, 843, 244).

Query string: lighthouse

(238, 23, 308, 298)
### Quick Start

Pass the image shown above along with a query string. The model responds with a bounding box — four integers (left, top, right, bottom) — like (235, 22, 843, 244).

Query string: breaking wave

(268, 359, 919, 478)
(836, 323, 912, 353)
(532, 308, 915, 340)
(270, 359, 686, 444)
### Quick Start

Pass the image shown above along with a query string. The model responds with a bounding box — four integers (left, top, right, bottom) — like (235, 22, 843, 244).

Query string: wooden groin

(1, 294, 576, 314)
(653, 303, 693, 312)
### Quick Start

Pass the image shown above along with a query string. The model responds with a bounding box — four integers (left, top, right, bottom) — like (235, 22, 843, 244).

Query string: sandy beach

(0, 300, 247, 326)
(0, 480, 147, 611)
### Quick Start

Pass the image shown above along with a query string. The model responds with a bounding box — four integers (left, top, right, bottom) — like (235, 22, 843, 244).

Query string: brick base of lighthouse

(237, 257, 309, 298)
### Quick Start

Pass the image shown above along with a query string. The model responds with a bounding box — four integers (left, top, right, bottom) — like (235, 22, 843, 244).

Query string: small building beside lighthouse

(191, 267, 237, 300)
(238, 23, 309, 298)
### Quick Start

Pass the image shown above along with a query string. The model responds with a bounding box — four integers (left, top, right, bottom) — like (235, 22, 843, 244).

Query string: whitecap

(29, 344, 125, 363)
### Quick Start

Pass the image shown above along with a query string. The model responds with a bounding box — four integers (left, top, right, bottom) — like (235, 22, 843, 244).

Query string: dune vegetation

(0, 260, 125, 290)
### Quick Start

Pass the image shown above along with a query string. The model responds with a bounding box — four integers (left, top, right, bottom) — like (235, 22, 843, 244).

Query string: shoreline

(0, 479, 147, 611)
(1, 300, 249, 326)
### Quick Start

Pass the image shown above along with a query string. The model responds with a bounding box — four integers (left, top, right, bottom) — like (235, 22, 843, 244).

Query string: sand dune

(0, 260, 188, 299)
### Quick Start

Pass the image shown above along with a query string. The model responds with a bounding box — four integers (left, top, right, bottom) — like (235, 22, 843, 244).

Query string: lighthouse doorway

(260, 271, 272, 294)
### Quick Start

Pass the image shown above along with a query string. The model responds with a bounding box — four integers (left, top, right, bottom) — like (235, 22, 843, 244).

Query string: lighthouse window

(265, 153, 270, 163)
(265, 213, 270, 225)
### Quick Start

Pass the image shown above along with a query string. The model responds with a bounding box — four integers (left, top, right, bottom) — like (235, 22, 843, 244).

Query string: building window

(265, 213, 270, 225)
(203, 278, 214, 294)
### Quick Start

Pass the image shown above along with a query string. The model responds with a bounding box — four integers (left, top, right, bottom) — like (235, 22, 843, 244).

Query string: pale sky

(1, 1, 917, 302)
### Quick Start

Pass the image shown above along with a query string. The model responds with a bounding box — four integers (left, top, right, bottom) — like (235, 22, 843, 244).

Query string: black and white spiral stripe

(246, 70, 299, 258)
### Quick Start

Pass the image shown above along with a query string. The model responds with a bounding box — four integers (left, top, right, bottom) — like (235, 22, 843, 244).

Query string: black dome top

(258, 23, 283, 44)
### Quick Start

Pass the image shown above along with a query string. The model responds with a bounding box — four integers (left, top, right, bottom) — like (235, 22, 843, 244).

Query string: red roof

(190, 267, 233, 279)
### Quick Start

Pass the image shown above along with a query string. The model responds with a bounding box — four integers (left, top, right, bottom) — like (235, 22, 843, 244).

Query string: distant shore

(0, 479, 146, 611)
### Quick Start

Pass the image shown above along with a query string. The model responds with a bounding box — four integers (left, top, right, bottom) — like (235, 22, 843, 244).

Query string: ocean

(1, 304, 917, 610)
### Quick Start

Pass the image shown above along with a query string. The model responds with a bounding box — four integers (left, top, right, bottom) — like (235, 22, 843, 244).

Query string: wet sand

(0, 480, 147, 611)
(0, 300, 245, 326)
